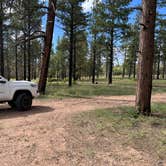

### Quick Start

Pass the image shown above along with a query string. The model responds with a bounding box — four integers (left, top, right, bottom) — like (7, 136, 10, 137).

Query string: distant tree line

(1, 0, 166, 85)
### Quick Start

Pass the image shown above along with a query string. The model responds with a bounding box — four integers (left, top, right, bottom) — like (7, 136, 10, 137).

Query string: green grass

(40, 79, 166, 99)
(72, 103, 166, 161)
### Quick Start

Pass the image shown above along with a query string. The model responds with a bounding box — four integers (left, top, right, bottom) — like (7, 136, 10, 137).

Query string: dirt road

(0, 93, 165, 166)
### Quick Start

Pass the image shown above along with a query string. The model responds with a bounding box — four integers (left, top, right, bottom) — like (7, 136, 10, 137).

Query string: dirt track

(0, 93, 165, 166)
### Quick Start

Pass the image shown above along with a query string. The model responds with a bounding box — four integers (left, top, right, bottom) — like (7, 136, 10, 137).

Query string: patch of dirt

(0, 93, 165, 166)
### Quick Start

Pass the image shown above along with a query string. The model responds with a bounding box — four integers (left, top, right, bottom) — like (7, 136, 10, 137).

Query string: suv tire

(15, 93, 32, 111)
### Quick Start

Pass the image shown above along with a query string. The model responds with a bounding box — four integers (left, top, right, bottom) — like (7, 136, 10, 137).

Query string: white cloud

(82, 0, 101, 12)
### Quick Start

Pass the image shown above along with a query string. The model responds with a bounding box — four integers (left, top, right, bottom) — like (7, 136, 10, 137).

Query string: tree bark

(108, 27, 114, 84)
(23, 37, 27, 80)
(106, 55, 108, 79)
(122, 49, 126, 79)
(34, 58, 37, 80)
(27, 1, 31, 81)
(92, 34, 96, 84)
(128, 61, 132, 79)
(162, 59, 166, 79)
(73, 36, 77, 81)
(0, 2, 4, 76)
(38, 0, 56, 93)
(27, 37, 31, 81)
(136, 0, 157, 116)
(133, 50, 137, 79)
(156, 47, 160, 79)
(153, 59, 157, 79)
(15, 31, 18, 80)
(6, 30, 10, 80)
(68, 4, 74, 87)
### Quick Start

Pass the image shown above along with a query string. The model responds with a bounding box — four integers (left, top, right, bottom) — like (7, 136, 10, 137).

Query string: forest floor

(0, 93, 166, 166)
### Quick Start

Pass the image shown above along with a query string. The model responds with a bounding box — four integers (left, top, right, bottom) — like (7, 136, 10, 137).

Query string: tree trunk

(162, 59, 166, 79)
(96, 54, 101, 79)
(15, 31, 18, 80)
(27, 39, 31, 81)
(122, 49, 126, 79)
(133, 50, 137, 79)
(23, 37, 27, 80)
(27, 2, 31, 81)
(0, 2, 4, 76)
(153, 59, 157, 79)
(108, 28, 114, 84)
(156, 49, 160, 79)
(136, 0, 157, 116)
(6, 31, 10, 80)
(92, 34, 96, 84)
(34, 58, 37, 80)
(106, 55, 108, 79)
(128, 61, 132, 79)
(68, 4, 74, 87)
(73, 36, 77, 81)
(38, 0, 56, 93)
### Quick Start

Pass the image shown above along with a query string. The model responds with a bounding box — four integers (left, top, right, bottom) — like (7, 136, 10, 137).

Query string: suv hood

(10, 80, 37, 86)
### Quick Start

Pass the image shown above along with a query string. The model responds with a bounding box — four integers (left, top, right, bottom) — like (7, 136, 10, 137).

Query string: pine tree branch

(129, 6, 142, 12)
(16, 31, 45, 46)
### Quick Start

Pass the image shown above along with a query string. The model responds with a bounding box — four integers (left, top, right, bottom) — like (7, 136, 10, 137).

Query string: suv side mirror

(0, 76, 7, 84)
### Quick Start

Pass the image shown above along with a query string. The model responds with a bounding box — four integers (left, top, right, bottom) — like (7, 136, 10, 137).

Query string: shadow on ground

(0, 104, 54, 120)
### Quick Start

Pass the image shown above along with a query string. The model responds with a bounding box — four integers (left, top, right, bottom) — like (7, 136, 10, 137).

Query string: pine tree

(57, 0, 87, 86)
(49, 36, 68, 80)
(136, 0, 157, 115)
(155, 14, 166, 79)
(91, 0, 131, 84)
(0, 0, 5, 76)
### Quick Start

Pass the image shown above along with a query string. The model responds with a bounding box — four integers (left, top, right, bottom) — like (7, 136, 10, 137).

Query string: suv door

(0, 76, 8, 101)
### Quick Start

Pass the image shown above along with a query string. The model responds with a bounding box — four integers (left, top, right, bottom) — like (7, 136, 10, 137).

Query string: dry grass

(40, 79, 166, 99)
(67, 103, 166, 165)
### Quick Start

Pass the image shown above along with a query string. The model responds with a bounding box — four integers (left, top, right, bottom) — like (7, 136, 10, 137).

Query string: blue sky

(41, 0, 165, 50)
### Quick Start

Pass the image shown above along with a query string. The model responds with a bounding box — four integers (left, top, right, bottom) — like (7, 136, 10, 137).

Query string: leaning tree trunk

(0, 2, 4, 76)
(38, 0, 56, 94)
(136, 0, 157, 116)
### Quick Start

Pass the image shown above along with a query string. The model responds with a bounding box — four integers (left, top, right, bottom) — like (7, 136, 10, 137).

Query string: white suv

(0, 76, 39, 110)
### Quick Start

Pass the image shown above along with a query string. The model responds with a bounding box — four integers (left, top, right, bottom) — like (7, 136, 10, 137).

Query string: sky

(41, 0, 165, 50)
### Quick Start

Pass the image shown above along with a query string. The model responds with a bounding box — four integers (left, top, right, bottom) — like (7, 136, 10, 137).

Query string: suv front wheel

(15, 93, 32, 111)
